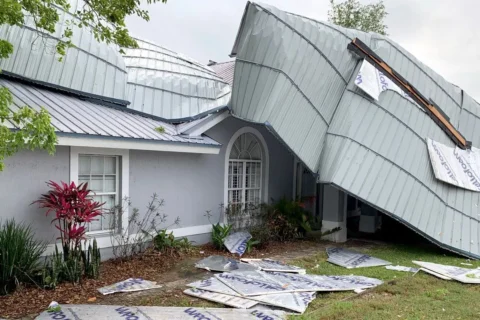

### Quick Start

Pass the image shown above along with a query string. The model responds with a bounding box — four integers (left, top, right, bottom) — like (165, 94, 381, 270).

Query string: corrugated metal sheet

(0, 0, 128, 103)
(0, 77, 220, 146)
(123, 38, 231, 119)
(210, 61, 236, 86)
(230, 2, 480, 259)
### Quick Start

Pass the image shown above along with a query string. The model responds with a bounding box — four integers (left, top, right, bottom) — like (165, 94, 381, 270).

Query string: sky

(126, 0, 480, 100)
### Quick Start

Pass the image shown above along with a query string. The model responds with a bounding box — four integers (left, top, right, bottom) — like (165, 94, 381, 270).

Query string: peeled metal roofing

(210, 61, 236, 86)
(0, 0, 128, 103)
(123, 38, 231, 119)
(230, 2, 480, 258)
(0, 77, 220, 146)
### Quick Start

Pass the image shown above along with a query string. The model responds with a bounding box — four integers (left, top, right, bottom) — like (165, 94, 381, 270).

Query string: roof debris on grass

(97, 278, 161, 295)
(326, 247, 391, 269)
(413, 261, 480, 283)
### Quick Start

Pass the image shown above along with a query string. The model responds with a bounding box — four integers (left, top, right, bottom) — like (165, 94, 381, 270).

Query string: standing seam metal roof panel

(123, 38, 231, 119)
(0, 78, 220, 146)
(230, 1, 480, 259)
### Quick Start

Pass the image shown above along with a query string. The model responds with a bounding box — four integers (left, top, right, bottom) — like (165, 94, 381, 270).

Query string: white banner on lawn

(354, 59, 416, 104)
(426, 138, 480, 192)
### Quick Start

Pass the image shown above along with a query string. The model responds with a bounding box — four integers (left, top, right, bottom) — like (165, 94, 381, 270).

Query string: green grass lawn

(291, 243, 480, 320)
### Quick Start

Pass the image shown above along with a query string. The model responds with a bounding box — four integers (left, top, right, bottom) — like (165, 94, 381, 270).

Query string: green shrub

(81, 239, 101, 279)
(211, 223, 232, 250)
(153, 230, 194, 256)
(0, 219, 47, 295)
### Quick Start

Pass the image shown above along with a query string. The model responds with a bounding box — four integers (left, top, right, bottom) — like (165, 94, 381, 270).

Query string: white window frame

(224, 127, 269, 213)
(70, 147, 130, 237)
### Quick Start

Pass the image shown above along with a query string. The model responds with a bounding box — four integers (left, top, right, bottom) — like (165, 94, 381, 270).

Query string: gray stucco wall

(0, 147, 70, 243)
(129, 116, 294, 230)
(0, 117, 294, 252)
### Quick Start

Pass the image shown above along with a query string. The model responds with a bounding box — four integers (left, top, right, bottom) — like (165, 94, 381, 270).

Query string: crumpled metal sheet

(97, 278, 161, 295)
(266, 272, 383, 292)
(195, 256, 259, 272)
(186, 277, 316, 314)
(183, 288, 258, 309)
(224, 232, 252, 256)
(35, 305, 287, 319)
(326, 247, 391, 269)
(386, 265, 419, 273)
(241, 259, 306, 274)
(413, 261, 480, 283)
(215, 272, 291, 296)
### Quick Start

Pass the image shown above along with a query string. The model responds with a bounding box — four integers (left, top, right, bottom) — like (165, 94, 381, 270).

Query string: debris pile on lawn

(241, 258, 306, 274)
(224, 231, 252, 256)
(35, 304, 287, 319)
(97, 278, 162, 295)
(385, 265, 419, 273)
(413, 261, 480, 283)
(326, 247, 391, 269)
(189, 256, 383, 314)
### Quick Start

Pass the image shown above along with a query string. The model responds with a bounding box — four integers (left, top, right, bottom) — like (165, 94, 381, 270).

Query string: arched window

(225, 128, 269, 209)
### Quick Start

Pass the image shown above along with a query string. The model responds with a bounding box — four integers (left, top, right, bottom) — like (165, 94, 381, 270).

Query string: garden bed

(0, 239, 322, 319)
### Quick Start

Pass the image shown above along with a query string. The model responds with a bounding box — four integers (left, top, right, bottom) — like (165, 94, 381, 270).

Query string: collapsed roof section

(123, 38, 231, 119)
(230, 2, 480, 258)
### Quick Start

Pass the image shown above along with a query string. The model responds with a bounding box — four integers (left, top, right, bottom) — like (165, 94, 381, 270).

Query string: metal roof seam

(125, 66, 230, 84)
(284, 11, 353, 41)
(236, 58, 329, 125)
(126, 82, 231, 101)
(327, 132, 479, 223)
(253, 2, 348, 84)
(123, 55, 222, 78)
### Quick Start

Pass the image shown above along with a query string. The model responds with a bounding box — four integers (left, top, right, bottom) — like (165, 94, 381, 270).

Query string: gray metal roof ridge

(0, 71, 130, 107)
(123, 55, 223, 79)
(125, 66, 230, 85)
(236, 58, 329, 125)
(253, 2, 348, 84)
(131, 37, 215, 74)
(126, 82, 231, 101)
(327, 132, 479, 223)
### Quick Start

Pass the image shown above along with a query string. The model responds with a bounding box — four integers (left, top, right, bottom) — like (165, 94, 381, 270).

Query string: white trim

(42, 224, 214, 256)
(58, 136, 220, 155)
(182, 111, 230, 136)
(70, 147, 130, 236)
(223, 127, 269, 212)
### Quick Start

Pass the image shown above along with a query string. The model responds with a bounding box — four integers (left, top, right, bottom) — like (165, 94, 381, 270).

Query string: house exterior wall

(0, 147, 70, 244)
(129, 116, 295, 235)
(0, 117, 294, 254)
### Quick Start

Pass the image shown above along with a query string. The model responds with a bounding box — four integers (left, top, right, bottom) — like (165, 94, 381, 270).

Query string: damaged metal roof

(230, 2, 480, 259)
(0, 77, 220, 147)
(210, 60, 236, 86)
(123, 38, 231, 119)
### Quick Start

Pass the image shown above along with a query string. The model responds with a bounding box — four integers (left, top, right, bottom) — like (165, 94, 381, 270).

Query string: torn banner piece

(413, 261, 480, 284)
(184, 288, 258, 309)
(326, 247, 391, 269)
(35, 305, 287, 320)
(195, 255, 259, 272)
(241, 259, 306, 274)
(426, 138, 480, 192)
(224, 231, 252, 256)
(355, 59, 416, 104)
(97, 278, 161, 295)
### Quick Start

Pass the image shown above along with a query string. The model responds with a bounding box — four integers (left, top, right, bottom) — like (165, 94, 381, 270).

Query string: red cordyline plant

(34, 181, 104, 258)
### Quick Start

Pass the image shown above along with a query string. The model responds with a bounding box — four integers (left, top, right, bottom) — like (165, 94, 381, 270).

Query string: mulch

(0, 239, 320, 319)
